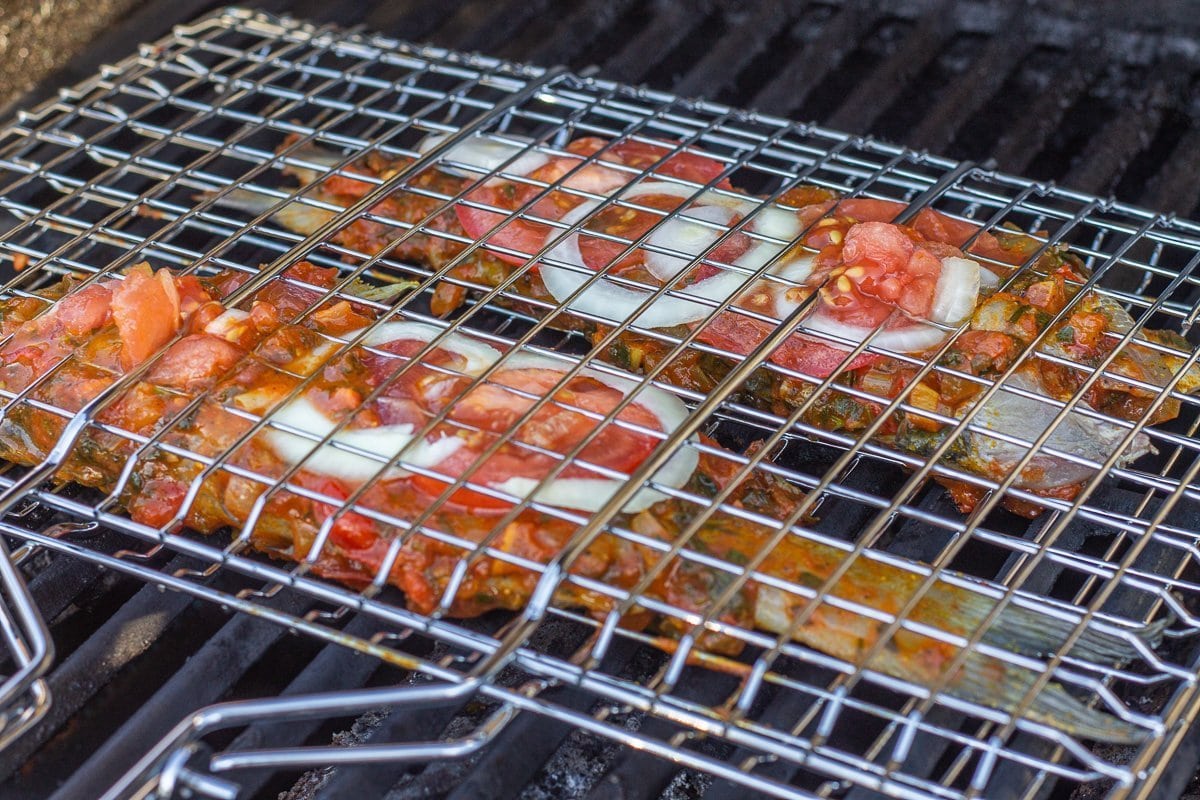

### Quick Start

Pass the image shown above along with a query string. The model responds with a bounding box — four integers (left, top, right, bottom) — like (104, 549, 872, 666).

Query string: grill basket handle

(104, 679, 519, 800)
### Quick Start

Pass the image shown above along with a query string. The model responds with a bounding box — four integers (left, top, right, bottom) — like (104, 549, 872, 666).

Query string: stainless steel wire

(1, 7, 1200, 800)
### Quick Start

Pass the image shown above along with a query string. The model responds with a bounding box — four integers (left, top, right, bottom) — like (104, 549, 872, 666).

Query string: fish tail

(947, 649, 1148, 744)
(984, 601, 1166, 664)
(754, 576, 1154, 743)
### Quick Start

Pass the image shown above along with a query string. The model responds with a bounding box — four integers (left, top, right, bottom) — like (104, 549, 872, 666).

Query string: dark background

(7, 0, 1200, 220)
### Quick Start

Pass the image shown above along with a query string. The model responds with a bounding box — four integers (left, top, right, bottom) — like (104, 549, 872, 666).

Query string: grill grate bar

(581, 673, 738, 800)
(747, 2, 881, 118)
(0, 554, 196, 786)
(904, 18, 1033, 155)
(22, 544, 110, 625)
(1061, 83, 1170, 197)
(48, 589, 314, 800)
(522, 0, 641, 69)
(599, 1, 710, 84)
(825, 11, 953, 134)
(452, 0, 555, 58)
(988, 45, 1105, 175)
(224, 614, 388, 800)
(669, 0, 791, 101)
(303, 679, 475, 798)
(1140, 125, 1200, 219)
(441, 635, 646, 800)
(360, 1, 461, 44)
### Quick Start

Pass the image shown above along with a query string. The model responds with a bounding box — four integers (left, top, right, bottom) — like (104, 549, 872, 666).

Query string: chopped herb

(724, 548, 749, 566)
(1056, 326, 1076, 343)
(346, 278, 420, 304)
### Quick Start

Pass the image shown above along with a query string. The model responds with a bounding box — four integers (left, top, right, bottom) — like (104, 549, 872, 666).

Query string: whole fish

(0, 260, 1161, 742)
(206, 135, 1200, 515)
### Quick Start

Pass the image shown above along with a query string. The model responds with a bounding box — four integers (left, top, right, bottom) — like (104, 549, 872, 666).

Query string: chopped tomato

(147, 334, 245, 393)
(110, 264, 182, 370)
(836, 198, 1013, 264)
(1023, 278, 1066, 314)
(253, 262, 340, 319)
(128, 477, 188, 527)
(174, 274, 212, 314)
(305, 475, 378, 551)
(454, 136, 733, 267)
(57, 284, 113, 337)
(819, 222, 942, 327)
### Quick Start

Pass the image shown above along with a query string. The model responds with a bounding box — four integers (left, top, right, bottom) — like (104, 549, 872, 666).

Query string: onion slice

(418, 132, 548, 181)
(490, 351, 699, 512)
(264, 323, 697, 513)
(930, 256, 981, 326)
(541, 184, 811, 330)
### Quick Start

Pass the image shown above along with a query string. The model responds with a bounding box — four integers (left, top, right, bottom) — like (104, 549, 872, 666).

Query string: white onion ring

(541, 184, 810, 330)
(204, 308, 250, 339)
(265, 323, 502, 482)
(979, 266, 1001, 291)
(357, 321, 502, 374)
(765, 254, 818, 318)
(419, 132, 548, 181)
(264, 324, 696, 512)
(490, 351, 699, 512)
(266, 396, 464, 482)
(542, 200, 756, 328)
(644, 204, 736, 281)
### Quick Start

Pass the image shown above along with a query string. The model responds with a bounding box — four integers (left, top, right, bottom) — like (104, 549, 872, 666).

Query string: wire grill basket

(3, 8, 1200, 800)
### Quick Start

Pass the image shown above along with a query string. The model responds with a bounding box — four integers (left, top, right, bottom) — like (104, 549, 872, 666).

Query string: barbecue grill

(5, 3, 1200, 800)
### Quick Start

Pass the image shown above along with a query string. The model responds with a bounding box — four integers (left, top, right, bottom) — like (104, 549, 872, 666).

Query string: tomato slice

(835, 198, 1015, 265)
(411, 367, 663, 509)
(697, 314, 879, 379)
(576, 193, 752, 282)
(603, 138, 732, 187)
(454, 136, 732, 267)
(304, 475, 379, 551)
(354, 334, 667, 510)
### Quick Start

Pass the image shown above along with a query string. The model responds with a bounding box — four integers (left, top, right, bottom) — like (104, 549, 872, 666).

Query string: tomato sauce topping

(351, 337, 665, 510)
(454, 137, 733, 267)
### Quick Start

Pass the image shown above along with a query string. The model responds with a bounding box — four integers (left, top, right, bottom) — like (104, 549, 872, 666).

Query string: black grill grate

(5, 2, 1200, 800)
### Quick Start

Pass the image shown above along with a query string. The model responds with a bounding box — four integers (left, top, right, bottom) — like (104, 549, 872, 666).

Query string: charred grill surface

(5, 2, 1200, 800)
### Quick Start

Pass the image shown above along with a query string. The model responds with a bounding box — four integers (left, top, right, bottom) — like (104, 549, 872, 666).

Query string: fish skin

(957, 368, 1155, 492)
(736, 520, 1159, 745)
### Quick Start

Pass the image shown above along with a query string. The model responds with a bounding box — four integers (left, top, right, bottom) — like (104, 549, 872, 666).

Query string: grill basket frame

(1, 8, 1200, 800)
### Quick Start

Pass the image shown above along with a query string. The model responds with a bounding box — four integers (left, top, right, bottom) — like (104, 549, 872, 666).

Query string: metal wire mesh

(3, 7, 1200, 800)
(0, 537, 52, 754)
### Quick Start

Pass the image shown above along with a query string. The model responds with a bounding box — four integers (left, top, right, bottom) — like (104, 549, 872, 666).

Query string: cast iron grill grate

(3, 7, 1200, 800)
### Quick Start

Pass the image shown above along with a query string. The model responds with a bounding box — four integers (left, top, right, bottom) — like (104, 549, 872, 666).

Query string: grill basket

(2, 8, 1200, 800)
